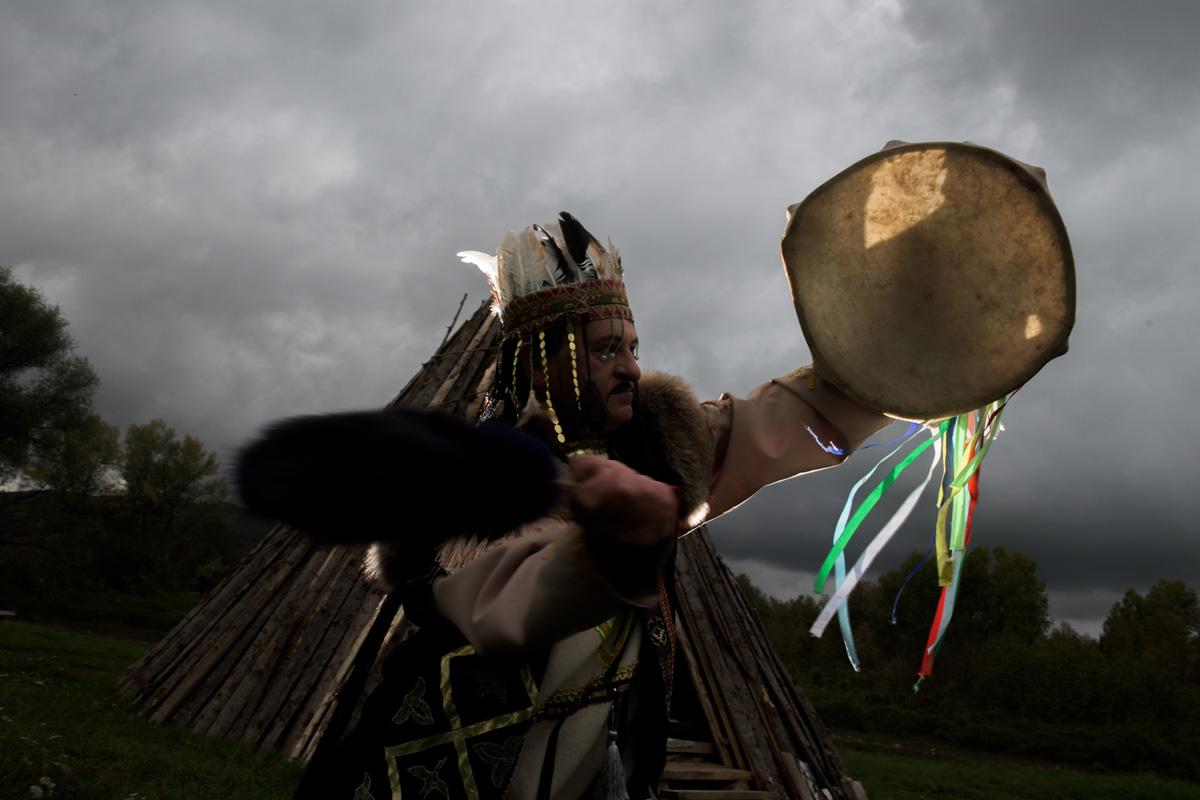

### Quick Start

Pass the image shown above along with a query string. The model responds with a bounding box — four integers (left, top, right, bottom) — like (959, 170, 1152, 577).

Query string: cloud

(2, 0, 1197, 633)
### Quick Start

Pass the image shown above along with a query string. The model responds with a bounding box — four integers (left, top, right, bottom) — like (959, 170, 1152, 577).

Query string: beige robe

(430, 368, 890, 799)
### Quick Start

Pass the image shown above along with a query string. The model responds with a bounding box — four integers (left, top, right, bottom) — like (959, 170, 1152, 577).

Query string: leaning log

(118, 300, 500, 760)
(118, 295, 867, 798)
(674, 529, 866, 800)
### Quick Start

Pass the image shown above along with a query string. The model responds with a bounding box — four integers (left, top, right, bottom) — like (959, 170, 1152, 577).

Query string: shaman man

(281, 212, 889, 800)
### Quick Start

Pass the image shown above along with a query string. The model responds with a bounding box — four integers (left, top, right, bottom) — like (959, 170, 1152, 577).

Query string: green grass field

(840, 747, 1200, 800)
(2, 621, 1197, 800)
(0, 622, 303, 800)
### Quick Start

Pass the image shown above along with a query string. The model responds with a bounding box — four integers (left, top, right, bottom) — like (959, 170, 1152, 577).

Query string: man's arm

(704, 365, 894, 520)
(430, 457, 678, 654)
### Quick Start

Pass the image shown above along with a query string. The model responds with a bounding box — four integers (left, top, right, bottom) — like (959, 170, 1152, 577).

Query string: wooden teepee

(119, 298, 866, 800)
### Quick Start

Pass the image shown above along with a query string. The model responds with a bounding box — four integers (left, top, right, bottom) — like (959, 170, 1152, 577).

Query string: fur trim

(632, 372, 716, 528)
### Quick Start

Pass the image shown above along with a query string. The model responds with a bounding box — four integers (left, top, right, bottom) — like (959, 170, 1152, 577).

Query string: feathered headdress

(460, 212, 635, 447)
(459, 212, 631, 338)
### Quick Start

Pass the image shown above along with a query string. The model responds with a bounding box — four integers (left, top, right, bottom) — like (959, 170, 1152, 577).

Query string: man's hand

(569, 456, 678, 550)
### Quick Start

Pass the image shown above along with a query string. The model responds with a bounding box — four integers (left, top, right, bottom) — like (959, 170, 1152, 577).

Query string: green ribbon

(814, 420, 950, 594)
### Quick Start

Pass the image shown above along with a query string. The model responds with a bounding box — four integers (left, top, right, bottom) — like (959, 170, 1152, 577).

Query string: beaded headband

(458, 212, 630, 338)
(503, 278, 633, 338)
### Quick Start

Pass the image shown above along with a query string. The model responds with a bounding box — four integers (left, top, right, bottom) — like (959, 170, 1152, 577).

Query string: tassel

(595, 741, 626, 800)
(592, 724, 628, 800)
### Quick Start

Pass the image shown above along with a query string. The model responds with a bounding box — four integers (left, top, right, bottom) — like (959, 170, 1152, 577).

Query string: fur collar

(625, 371, 715, 527)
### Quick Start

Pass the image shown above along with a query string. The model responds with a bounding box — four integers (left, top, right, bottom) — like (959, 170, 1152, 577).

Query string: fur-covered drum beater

(788, 141, 1075, 684)
(235, 410, 560, 558)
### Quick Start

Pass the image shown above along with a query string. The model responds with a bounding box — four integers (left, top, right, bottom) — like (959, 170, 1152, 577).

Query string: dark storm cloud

(899, 0, 1200, 148)
(2, 0, 1196, 636)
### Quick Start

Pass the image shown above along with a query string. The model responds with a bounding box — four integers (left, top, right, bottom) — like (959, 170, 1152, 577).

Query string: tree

(1101, 579, 1200, 683)
(121, 420, 226, 537)
(112, 419, 231, 590)
(28, 413, 121, 498)
(0, 267, 101, 488)
(981, 546, 1051, 642)
(0, 414, 122, 559)
(1, 414, 236, 606)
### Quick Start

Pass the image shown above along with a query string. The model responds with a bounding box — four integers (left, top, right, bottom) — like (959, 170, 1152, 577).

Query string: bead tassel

(539, 331, 566, 445)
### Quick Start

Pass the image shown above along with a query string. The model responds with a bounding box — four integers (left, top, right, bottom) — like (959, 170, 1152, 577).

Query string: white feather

(458, 250, 505, 315)
(457, 250, 496, 272)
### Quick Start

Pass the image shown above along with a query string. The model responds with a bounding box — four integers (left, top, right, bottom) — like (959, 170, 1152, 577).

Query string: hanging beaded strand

(599, 318, 614, 362)
(598, 318, 626, 361)
(539, 330, 567, 445)
(510, 335, 523, 406)
(566, 319, 582, 411)
(526, 333, 539, 411)
(611, 318, 626, 360)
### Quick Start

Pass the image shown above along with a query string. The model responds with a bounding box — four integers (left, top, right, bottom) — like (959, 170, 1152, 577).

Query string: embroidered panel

(640, 579, 676, 712)
(382, 645, 538, 800)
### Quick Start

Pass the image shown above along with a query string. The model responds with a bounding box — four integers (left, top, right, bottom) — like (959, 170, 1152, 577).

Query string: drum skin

(781, 141, 1075, 421)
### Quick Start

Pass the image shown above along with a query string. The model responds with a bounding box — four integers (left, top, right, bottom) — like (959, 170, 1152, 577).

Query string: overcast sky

(3, 0, 1197, 641)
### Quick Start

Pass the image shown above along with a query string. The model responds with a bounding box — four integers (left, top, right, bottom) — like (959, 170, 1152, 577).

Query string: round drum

(781, 141, 1075, 420)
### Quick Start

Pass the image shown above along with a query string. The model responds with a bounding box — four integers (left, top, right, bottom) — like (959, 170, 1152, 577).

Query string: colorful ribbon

(822, 427, 928, 669)
(812, 420, 949, 595)
(810, 431, 943, 649)
(808, 393, 1013, 682)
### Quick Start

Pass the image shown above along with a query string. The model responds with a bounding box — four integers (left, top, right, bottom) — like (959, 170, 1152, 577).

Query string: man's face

(539, 317, 640, 433)
(582, 318, 641, 431)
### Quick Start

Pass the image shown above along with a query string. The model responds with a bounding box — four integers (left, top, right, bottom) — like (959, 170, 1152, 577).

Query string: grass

(1, 578, 204, 639)
(809, 687, 1200, 781)
(0, 622, 304, 800)
(3, 621, 1198, 800)
(840, 746, 1200, 800)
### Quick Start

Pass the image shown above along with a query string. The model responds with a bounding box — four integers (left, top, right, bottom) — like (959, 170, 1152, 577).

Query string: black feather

(558, 211, 600, 277)
(533, 224, 578, 286)
(235, 409, 560, 549)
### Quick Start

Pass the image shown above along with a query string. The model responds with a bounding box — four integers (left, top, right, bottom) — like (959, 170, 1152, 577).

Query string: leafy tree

(28, 413, 121, 499)
(740, 559, 1200, 777)
(1, 414, 237, 611)
(870, 546, 1049, 655)
(979, 546, 1051, 642)
(0, 267, 101, 489)
(121, 419, 226, 538)
(870, 549, 945, 661)
(1102, 580, 1200, 644)
(0, 414, 122, 560)
(107, 419, 231, 591)
(1102, 579, 1200, 684)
